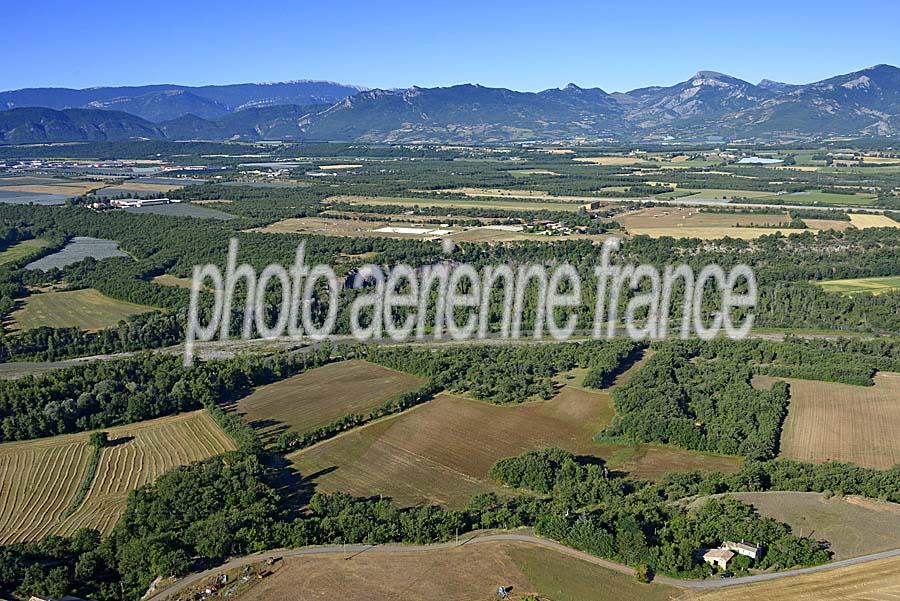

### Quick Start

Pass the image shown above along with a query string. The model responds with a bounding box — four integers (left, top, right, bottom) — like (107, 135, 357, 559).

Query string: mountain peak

(694, 70, 728, 80)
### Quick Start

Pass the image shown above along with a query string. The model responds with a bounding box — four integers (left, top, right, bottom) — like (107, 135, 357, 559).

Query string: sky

(4, 0, 899, 93)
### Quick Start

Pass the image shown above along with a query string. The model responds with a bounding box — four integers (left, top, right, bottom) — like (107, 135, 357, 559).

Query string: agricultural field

(573, 156, 648, 166)
(687, 554, 900, 601)
(291, 363, 740, 508)
(0, 238, 50, 265)
(24, 236, 128, 271)
(7, 288, 156, 332)
(122, 202, 236, 220)
(760, 190, 878, 206)
(0, 410, 235, 543)
(754, 373, 900, 469)
(152, 273, 196, 289)
(235, 360, 423, 445)
(815, 275, 900, 295)
(242, 541, 678, 601)
(669, 188, 775, 200)
(250, 216, 457, 239)
(0, 176, 103, 197)
(615, 207, 809, 239)
(687, 491, 900, 560)
(848, 213, 900, 228)
(327, 194, 585, 212)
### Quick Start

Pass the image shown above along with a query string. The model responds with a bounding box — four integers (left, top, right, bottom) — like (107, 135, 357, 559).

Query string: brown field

(802, 218, 854, 231)
(685, 554, 900, 600)
(617, 207, 791, 229)
(242, 541, 677, 601)
(626, 227, 811, 240)
(618, 209, 810, 239)
(328, 193, 585, 212)
(152, 274, 195, 288)
(318, 163, 363, 170)
(0, 410, 235, 543)
(236, 360, 423, 445)
(848, 213, 900, 228)
(755, 373, 900, 469)
(291, 360, 740, 508)
(102, 182, 183, 193)
(3, 182, 100, 195)
(7, 288, 156, 332)
(573, 156, 647, 166)
(250, 216, 454, 238)
(687, 491, 900, 560)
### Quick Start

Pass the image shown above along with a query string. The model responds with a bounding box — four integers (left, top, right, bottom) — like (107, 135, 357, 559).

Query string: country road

(143, 532, 900, 600)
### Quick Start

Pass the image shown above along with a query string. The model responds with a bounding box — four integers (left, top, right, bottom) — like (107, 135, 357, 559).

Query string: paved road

(143, 532, 900, 600)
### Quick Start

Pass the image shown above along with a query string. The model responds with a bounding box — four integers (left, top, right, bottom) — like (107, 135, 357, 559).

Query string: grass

(291, 357, 740, 508)
(242, 541, 678, 601)
(0, 239, 51, 266)
(625, 226, 809, 240)
(235, 360, 423, 446)
(686, 554, 900, 600)
(755, 373, 900, 469)
(7, 288, 156, 332)
(814, 275, 900, 295)
(152, 274, 197, 289)
(687, 491, 900, 560)
(0, 410, 235, 543)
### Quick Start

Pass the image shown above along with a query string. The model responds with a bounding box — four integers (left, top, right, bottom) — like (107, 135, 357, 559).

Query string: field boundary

(142, 532, 900, 601)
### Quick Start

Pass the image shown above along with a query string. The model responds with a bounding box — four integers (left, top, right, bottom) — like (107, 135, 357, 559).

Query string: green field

(759, 190, 878, 206)
(0, 239, 51, 266)
(327, 194, 585, 212)
(8, 288, 156, 332)
(815, 275, 900, 295)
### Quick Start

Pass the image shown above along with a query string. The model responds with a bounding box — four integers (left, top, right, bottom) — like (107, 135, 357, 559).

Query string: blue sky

(4, 0, 898, 93)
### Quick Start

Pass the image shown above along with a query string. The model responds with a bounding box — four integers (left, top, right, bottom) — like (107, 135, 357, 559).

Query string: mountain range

(2, 66, 899, 144)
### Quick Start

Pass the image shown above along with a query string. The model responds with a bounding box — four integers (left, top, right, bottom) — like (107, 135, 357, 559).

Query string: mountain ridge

(2, 65, 899, 144)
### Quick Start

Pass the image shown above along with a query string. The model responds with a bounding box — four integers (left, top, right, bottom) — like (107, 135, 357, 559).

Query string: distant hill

(2, 66, 900, 143)
(0, 80, 364, 122)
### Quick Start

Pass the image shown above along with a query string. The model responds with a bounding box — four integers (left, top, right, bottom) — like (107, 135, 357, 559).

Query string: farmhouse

(724, 540, 762, 559)
(702, 548, 735, 570)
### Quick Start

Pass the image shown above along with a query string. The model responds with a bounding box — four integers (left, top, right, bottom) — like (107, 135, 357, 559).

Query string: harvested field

(236, 360, 423, 445)
(8, 288, 156, 332)
(573, 156, 647, 166)
(327, 194, 584, 212)
(0, 239, 51, 265)
(2, 182, 100, 196)
(626, 226, 809, 240)
(801, 218, 854, 231)
(242, 541, 677, 601)
(848, 213, 900, 228)
(291, 361, 740, 508)
(755, 373, 900, 469)
(617, 207, 791, 229)
(0, 410, 235, 543)
(687, 491, 900, 560)
(815, 275, 900, 295)
(152, 274, 196, 289)
(686, 554, 900, 600)
(250, 216, 455, 239)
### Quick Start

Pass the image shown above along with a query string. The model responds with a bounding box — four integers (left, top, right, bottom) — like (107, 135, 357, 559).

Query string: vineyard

(0, 410, 235, 543)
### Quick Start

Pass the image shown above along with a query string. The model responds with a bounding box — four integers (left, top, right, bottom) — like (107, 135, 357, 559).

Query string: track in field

(0, 410, 235, 543)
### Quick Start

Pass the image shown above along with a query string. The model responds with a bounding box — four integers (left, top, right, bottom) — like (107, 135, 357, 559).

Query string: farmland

(0, 238, 50, 265)
(687, 554, 900, 600)
(24, 236, 128, 271)
(0, 410, 235, 543)
(7, 287, 156, 332)
(754, 373, 900, 469)
(291, 370, 741, 508)
(614, 207, 812, 239)
(235, 360, 423, 445)
(242, 541, 678, 601)
(815, 275, 900, 295)
(327, 194, 586, 212)
(687, 491, 900, 560)
(848, 213, 900, 228)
